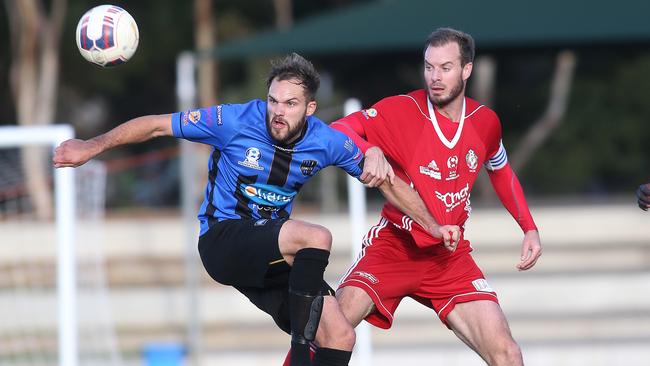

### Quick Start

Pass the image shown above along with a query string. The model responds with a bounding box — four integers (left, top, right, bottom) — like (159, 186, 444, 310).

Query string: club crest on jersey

(300, 159, 318, 176)
(188, 110, 201, 124)
(238, 147, 264, 170)
(466, 149, 478, 172)
(446, 155, 459, 181)
(419, 160, 441, 180)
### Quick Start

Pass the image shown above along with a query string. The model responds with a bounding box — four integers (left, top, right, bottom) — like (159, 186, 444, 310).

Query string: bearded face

(423, 43, 471, 108)
(266, 78, 316, 145)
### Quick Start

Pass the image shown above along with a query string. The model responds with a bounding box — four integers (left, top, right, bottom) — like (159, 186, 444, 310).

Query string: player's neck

(434, 95, 465, 123)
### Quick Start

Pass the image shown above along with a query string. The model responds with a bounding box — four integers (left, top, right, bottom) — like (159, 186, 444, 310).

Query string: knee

(489, 340, 522, 366)
(322, 319, 356, 350)
(305, 225, 332, 251)
(316, 298, 356, 350)
(338, 322, 356, 349)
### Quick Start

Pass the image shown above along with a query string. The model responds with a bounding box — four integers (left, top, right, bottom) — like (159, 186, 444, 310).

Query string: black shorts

(199, 218, 287, 288)
(198, 218, 332, 334)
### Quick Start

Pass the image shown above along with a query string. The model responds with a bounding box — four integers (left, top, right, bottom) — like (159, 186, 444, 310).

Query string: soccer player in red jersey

(283, 28, 542, 366)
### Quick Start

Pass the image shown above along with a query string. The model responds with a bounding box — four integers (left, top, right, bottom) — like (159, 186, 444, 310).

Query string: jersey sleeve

(331, 112, 374, 153)
(481, 114, 507, 171)
(336, 98, 411, 168)
(487, 163, 538, 232)
(171, 102, 252, 149)
(325, 126, 365, 179)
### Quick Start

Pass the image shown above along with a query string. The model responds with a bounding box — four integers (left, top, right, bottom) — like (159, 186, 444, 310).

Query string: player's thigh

(445, 300, 516, 353)
(278, 219, 332, 262)
(198, 218, 286, 288)
(315, 296, 355, 350)
(335, 286, 376, 328)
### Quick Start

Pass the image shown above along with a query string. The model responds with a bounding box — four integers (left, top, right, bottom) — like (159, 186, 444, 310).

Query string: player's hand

(52, 139, 97, 168)
(517, 230, 542, 271)
(636, 183, 650, 211)
(360, 146, 395, 188)
(429, 224, 461, 252)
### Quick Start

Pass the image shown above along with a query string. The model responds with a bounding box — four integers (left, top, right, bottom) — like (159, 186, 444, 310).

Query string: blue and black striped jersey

(171, 99, 364, 235)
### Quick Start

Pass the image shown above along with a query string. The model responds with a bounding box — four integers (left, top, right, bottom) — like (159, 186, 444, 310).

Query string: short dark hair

(266, 53, 320, 101)
(423, 27, 475, 66)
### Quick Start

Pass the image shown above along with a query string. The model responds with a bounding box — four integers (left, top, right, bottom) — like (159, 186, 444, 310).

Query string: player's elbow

(149, 114, 174, 138)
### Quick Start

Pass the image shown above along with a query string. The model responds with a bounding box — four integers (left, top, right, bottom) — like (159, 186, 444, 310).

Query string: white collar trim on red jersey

(426, 97, 466, 149)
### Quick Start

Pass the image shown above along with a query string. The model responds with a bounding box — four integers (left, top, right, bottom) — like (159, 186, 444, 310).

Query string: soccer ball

(75, 5, 139, 67)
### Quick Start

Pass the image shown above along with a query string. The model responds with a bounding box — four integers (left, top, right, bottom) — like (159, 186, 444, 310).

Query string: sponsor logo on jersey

(241, 183, 296, 207)
(466, 149, 478, 172)
(435, 183, 470, 212)
(419, 160, 441, 180)
(351, 271, 379, 284)
(446, 155, 459, 180)
(300, 159, 318, 176)
(216, 105, 223, 126)
(253, 204, 280, 213)
(472, 278, 493, 292)
(238, 147, 264, 170)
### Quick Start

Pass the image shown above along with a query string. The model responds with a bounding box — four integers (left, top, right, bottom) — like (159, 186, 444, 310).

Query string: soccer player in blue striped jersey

(53, 53, 446, 366)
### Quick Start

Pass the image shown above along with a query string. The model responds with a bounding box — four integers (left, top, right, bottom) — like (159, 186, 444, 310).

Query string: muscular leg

(445, 300, 523, 366)
(315, 296, 355, 349)
(335, 286, 376, 327)
(278, 220, 355, 366)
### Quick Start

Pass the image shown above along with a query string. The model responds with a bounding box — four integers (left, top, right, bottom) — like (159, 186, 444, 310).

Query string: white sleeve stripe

(484, 141, 508, 171)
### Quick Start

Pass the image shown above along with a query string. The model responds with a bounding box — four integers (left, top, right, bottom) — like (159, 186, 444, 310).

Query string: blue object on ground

(143, 343, 185, 366)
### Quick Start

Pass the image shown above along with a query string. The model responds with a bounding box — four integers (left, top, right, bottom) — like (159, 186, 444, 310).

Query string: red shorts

(339, 217, 498, 329)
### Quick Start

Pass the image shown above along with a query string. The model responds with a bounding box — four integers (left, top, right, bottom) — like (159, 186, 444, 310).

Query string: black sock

(289, 248, 330, 365)
(290, 248, 330, 293)
(290, 341, 311, 366)
(313, 348, 352, 366)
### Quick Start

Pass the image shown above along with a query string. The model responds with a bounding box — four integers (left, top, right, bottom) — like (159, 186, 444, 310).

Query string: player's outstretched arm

(378, 177, 460, 251)
(637, 183, 650, 211)
(487, 163, 541, 270)
(53, 114, 173, 168)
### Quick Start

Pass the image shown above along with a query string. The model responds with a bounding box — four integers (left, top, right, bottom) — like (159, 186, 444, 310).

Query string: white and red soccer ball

(75, 5, 139, 67)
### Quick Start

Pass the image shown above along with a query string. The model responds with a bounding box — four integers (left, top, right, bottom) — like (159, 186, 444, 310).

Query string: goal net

(0, 125, 122, 366)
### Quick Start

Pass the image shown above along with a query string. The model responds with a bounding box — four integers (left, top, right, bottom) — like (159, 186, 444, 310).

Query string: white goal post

(0, 125, 78, 366)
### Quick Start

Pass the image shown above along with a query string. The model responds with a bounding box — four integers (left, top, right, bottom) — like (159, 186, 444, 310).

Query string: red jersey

(337, 90, 508, 250)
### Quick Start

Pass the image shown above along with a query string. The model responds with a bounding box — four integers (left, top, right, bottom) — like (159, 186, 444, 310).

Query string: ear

(462, 62, 473, 82)
(306, 100, 317, 116)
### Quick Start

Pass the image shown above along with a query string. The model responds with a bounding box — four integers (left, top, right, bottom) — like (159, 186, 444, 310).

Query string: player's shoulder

(376, 89, 426, 108)
(465, 97, 500, 125)
(308, 116, 348, 143)
(303, 117, 357, 159)
(368, 89, 428, 119)
(221, 99, 266, 115)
